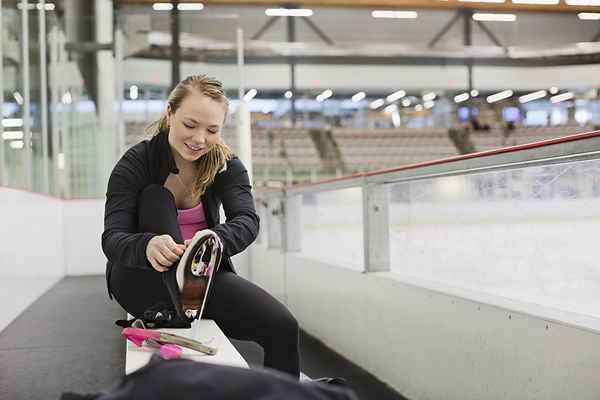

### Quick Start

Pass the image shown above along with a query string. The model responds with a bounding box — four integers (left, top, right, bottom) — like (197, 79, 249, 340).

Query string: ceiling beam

(118, 0, 600, 14)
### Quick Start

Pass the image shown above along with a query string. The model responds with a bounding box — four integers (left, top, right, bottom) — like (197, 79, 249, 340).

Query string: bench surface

(125, 319, 249, 374)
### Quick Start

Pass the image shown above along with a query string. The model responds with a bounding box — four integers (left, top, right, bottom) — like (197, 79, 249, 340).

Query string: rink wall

(250, 131, 600, 400)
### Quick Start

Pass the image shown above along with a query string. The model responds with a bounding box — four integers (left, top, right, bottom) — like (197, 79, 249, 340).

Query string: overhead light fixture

(486, 89, 513, 103)
(460, 0, 505, 3)
(370, 99, 385, 109)
(549, 86, 559, 94)
(284, 90, 293, 99)
(13, 92, 23, 105)
(316, 89, 333, 102)
(2, 131, 24, 140)
(512, 0, 558, 4)
(18, 2, 55, 10)
(129, 85, 139, 100)
(62, 91, 72, 105)
(578, 12, 600, 19)
(2, 118, 23, 128)
(454, 93, 470, 103)
(424, 100, 435, 109)
(519, 90, 547, 103)
(422, 92, 436, 102)
(473, 13, 517, 22)
(384, 104, 398, 114)
(470, 89, 479, 97)
(153, 3, 173, 11)
(10, 140, 24, 149)
(178, 3, 204, 11)
(550, 92, 574, 103)
(401, 98, 411, 107)
(415, 104, 424, 112)
(352, 92, 366, 102)
(265, 8, 313, 17)
(386, 90, 406, 103)
(371, 10, 418, 19)
(243, 89, 257, 102)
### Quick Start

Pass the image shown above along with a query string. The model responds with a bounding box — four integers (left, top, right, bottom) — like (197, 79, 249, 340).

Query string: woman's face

(166, 91, 226, 165)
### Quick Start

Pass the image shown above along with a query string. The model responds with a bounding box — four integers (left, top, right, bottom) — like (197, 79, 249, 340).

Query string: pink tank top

(177, 202, 208, 241)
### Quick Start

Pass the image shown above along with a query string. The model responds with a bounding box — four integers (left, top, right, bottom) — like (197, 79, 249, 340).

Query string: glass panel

(389, 158, 600, 317)
(300, 187, 363, 271)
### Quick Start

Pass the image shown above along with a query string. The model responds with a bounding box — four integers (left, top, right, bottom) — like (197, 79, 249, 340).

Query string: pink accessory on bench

(122, 326, 217, 356)
(122, 327, 183, 359)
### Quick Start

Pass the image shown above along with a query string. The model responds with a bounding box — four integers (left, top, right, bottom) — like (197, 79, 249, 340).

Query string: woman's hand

(146, 234, 186, 272)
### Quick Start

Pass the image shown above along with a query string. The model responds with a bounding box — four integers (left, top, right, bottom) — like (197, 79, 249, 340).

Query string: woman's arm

(101, 146, 155, 269)
(211, 157, 260, 258)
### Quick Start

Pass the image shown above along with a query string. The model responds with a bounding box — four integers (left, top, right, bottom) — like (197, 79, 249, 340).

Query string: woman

(101, 75, 300, 378)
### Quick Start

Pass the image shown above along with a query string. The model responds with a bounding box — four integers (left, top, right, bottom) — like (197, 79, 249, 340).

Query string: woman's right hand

(146, 234, 186, 272)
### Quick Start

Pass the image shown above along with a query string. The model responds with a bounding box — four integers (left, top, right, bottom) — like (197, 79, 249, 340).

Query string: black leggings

(109, 184, 300, 378)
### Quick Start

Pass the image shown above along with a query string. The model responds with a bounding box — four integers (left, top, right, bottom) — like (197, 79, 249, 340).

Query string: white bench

(125, 319, 249, 375)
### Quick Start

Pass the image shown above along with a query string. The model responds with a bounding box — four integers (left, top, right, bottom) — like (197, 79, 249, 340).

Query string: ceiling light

(578, 12, 600, 19)
(178, 3, 204, 11)
(519, 90, 547, 103)
(424, 100, 435, 109)
(454, 93, 470, 103)
(402, 98, 411, 107)
(486, 89, 513, 103)
(243, 89, 257, 102)
(415, 104, 424, 112)
(10, 140, 24, 149)
(473, 13, 517, 22)
(386, 90, 406, 102)
(370, 99, 385, 109)
(470, 89, 479, 97)
(352, 92, 366, 102)
(550, 92, 574, 103)
(129, 85, 139, 100)
(2, 118, 23, 128)
(13, 92, 23, 105)
(153, 3, 173, 11)
(265, 8, 313, 17)
(512, 0, 558, 3)
(2, 131, 23, 140)
(372, 10, 418, 19)
(384, 104, 398, 114)
(549, 87, 559, 94)
(284, 91, 293, 99)
(316, 89, 333, 102)
(422, 92, 436, 102)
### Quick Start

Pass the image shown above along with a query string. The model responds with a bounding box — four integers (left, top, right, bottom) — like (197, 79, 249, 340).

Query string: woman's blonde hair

(145, 75, 233, 202)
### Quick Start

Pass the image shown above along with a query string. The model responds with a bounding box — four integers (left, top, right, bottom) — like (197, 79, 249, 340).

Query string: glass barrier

(299, 187, 364, 271)
(388, 157, 600, 318)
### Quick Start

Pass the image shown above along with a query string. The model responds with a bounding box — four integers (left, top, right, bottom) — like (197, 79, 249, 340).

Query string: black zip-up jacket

(101, 130, 259, 296)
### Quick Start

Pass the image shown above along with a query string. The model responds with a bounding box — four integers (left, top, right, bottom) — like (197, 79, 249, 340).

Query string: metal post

(464, 9, 474, 120)
(170, 0, 180, 91)
(115, 26, 125, 156)
(21, 0, 32, 189)
(49, 26, 59, 196)
(287, 15, 296, 126)
(0, 0, 6, 186)
(236, 28, 253, 182)
(40, 0, 49, 193)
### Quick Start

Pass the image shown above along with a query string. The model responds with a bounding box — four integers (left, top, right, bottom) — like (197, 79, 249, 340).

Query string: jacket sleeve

(211, 158, 260, 258)
(101, 146, 155, 269)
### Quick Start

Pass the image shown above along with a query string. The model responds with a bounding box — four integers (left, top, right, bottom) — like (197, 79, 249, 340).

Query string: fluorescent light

(470, 89, 479, 97)
(512, 0, 558, 3)
(549, 86, 559, 94)
(284, 90, 293, 99)
(265, 8, 313, 17)
(386, 90, 406, 102)
(10, 140, 24, 149)
(2, 118, 23, 128)
(384, 104, 398, 114)
(392, 110, 401, 127)
(578, 12, 600, 19)
(243, 89, 257, 102)
(473, 13, 516, 22)
(401, 98, 411, 107)
(178, 3, 204, 11)
(2, 131, 23, 140)
(424, 100, 435, 109)
(372, 10, 418, 19)
(487, 89, 513, 103)
(370, 99, 385, 109)
(153, 3, 173, 11)
(129, 85, 139, 100)
(550, 92, 574, 103)
(422, 92, 436, 102)
(316, 89, 333, 102)
(519, 90, 547, 103)
(62, 91, 72, 105)
(415, 104, 424, 112)
(352, 92, 366, 102)
(13, 92, 23, 105)
(58, 153, 65, 170)
(460, 0, 505, 3)
(454, 92, 470, 103)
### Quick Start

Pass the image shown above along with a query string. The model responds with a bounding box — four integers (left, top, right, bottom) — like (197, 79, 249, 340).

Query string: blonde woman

(102, 75, 300, 378)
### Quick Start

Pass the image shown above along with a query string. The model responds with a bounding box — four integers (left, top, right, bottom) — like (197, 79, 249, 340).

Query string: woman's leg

(203, 271, 300, 378)
(110, 184, 182, 318)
